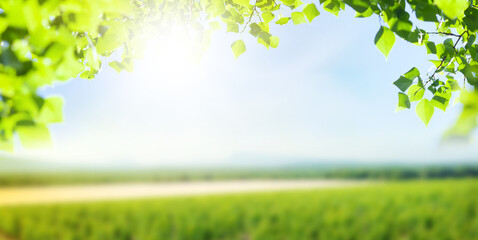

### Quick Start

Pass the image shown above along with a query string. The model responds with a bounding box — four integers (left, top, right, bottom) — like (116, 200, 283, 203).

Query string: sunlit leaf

(291, 12, 307, 25)
(275, 17, 291, 25)
(403, 67, 420, 80)
(425, 41, 437, 54)
(408, 85, 425, 102)
(262, 12, 275, 23)
(17, 124, 52, 148)
(396, 92, 411, 112)
(434, 0, 468, 19)
(303, 4, 320, 22)
(431, 91, 452, 112)
(37, 97, 64, 124)
(270, 36, 280, 48)
(374, 26, 395, 58)
(231, 40, 246, 59)
(416, 99, 435, 126)
(394, 76, 413, 92)
(343, 0, 369, 13)
(109, 61, 125, 73)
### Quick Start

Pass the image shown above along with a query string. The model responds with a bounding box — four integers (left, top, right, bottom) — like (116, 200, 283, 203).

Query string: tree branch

(427, 32, 461, 37)
(242, 6, 257, 33)
(410, 31, 468, 98)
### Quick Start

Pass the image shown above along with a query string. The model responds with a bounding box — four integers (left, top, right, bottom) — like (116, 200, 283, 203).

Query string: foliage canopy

(0, 0, 478, 151)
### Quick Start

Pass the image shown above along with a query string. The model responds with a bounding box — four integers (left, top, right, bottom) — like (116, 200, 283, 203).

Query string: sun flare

(133, 26, 210, 92)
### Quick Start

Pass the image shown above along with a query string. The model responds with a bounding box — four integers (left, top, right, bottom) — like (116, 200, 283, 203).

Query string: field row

(0, 179, 477, 239)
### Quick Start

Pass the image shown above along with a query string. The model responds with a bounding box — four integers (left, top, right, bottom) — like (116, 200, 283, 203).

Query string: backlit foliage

(1, 0, 478, 151)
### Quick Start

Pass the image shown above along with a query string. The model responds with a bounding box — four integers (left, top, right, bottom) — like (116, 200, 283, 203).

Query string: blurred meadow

(1, 0, 478, 239)
(1, 161, 478, 239)
(0, 176, 477, 240)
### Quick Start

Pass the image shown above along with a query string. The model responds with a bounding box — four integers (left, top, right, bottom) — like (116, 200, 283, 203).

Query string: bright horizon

(4, 8, 478, 166)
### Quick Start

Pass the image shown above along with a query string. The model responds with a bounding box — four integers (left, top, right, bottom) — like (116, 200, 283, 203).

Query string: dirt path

(0, 180, 371, 206)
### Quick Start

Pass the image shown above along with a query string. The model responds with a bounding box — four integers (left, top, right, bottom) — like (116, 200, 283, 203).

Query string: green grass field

(0, 179, 477, 240)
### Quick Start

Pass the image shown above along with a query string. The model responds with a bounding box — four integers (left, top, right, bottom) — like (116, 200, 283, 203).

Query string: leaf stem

(410, 31, 468, 98)
(427, 32, 461, 37)
(242, 6, 257, 33)
(426, 31, 466, 85)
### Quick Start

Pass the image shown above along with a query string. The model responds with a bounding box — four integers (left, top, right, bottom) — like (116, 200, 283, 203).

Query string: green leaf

(95, 25, 126, 55)
(386, 9, 413, 39)
(227, 22, 239, 33)
(270, 36, 280, 48)
(460, 64, 478, 86)
(108, 61, 125, 73)
(5, 1, 28, 28)
(434, 0, 468, 19)
(37, 97, 64, 124)
(0, 19, 8, 34)
(416, 99, 435, 126)
(303, 4, 320, 22)
(323, 0, 342, 16)
(343, 0, 369, 13)
(249, 23, 262, 37)
(232, 0, 253, 9)
(415, 3, 439, 22)
(403, 67, 420, 80)
(443, 38, 455, 55)
(212, 0, 226, 17)
(22, 0, 42, 32)
(17, 124, 52, 148)
(231, 40, 246, 59)
(232, 0, 252, 9)
(79, 71, 95, 80)
(407, 85, 425, 102)
(374, 26, 395, 58)
(279, 0, 296, 6)
(262, 12, 275, 23)
(257, 31, 273, 48)
(289, 0, 305, 9)
(291, 12, 307, 25)
(275, 17, 291, 25)
(431, 91, 452, 111)
(355, 7, 373, 18)
(396, 92, 411, 112)
(463, 8, 478, 32)
(407, 28, 428, 45)
(446, 79, 461, 91)
(425, 41, 437, 54)
(465, 34, 476, 49)
(394, 76, 413, 92)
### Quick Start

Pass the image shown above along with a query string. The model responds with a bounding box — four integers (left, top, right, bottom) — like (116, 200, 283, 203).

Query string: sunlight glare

(134, 26, 209, 92)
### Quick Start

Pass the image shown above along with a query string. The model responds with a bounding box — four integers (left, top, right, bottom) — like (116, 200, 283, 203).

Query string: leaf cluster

(1, 0, 478, 151)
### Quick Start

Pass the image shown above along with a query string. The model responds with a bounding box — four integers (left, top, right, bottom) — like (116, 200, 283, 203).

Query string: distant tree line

(0, 165, 478, 187)
(318, 165, 478, 180)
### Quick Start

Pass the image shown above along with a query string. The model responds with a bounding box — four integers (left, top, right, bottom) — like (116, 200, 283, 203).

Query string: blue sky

(14, 7, 478, 166)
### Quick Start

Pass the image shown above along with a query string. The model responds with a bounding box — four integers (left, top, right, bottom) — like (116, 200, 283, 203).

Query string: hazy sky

(10, 8, 478, 166)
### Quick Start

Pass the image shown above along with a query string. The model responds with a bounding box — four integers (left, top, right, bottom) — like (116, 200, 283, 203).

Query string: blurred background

(4, 3, 478, 166)
(0, 6, 477, 240)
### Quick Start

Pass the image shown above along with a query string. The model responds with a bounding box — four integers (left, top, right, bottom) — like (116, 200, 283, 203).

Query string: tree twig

(426, 31, 466, 84)
(410, 31, 468, 97)
(242, 6, 257, 33)
(427, 32, 461, 37)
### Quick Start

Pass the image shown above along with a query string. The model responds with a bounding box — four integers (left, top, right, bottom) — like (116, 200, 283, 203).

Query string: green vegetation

(0, 179, 477, 239)
(1, 0, 478, 151)
(1, 164, 478, 187)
